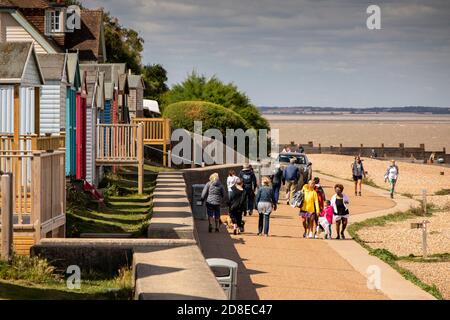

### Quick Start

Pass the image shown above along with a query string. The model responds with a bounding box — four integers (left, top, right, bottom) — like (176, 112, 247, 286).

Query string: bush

(161, 72, 269, 130)
(0, 256, 58, 284)
(163, 101, 249, 133)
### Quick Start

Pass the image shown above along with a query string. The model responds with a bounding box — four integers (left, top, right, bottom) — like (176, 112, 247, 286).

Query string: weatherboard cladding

(0, 85, 14, 133)
(2, 13, 46, 54)
(40, 83, 60, 133)
(85, 106, 96, 185)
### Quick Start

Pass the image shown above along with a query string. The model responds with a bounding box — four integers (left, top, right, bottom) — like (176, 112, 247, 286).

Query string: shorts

(334, 214, 349, 222)
(206, 203, 221, 219)
(300, 211, 314, 218)
(353, 175, 363, 181)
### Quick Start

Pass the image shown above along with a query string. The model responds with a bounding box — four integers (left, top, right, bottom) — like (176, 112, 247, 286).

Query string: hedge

(162, 101, 250, 133)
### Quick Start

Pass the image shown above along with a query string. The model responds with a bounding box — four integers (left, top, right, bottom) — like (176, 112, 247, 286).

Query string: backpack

(290, 191, 304, 208)
(241, 172, 253, 187)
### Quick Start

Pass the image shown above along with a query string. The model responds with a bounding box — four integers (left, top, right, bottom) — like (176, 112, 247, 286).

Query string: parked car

(276, 153, 313, 186)
(437, 157, 445, 164)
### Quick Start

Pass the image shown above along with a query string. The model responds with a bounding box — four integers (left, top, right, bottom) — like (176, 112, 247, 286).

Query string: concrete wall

(31, 238, 195, 275)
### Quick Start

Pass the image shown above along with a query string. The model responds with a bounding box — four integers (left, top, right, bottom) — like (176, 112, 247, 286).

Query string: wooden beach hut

(65, 52, 81, 177)
(0, 42, 44, 149)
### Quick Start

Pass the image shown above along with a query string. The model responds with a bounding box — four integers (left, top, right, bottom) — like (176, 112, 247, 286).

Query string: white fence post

(1, 173, 14, 261)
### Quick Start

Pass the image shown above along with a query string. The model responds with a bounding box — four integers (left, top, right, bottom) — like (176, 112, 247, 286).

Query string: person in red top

(318, 200, 334, 239)
(313, 177, 326, 237)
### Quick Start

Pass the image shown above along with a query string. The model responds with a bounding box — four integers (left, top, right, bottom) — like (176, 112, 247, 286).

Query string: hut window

(45, 9, 64, 34)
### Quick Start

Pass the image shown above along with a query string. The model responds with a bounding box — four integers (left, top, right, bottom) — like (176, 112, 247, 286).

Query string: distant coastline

(258, 106, 450, 115)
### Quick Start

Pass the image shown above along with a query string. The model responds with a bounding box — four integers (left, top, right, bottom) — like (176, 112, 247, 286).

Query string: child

(318, 200, 333, 239)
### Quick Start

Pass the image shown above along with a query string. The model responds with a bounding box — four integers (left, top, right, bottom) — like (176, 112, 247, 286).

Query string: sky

(85, 0, 450, 108)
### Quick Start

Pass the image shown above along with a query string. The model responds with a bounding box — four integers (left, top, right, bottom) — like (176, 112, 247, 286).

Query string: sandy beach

(266, 114, 450, 151)
(308, 154, 450, 196)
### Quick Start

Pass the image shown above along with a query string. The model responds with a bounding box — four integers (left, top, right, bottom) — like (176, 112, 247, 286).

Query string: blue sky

(86, 0, 450, 108)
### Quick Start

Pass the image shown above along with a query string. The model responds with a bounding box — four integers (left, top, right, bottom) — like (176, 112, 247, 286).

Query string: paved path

(196, 177, 395, 300)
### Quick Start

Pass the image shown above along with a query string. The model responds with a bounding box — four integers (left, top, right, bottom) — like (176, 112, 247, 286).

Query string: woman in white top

(330, 184, 350, 240)
(227, 169, 239, 199)
(384, 160, 399, 199)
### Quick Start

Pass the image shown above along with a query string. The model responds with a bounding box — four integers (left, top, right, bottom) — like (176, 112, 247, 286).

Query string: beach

(266, 113, 450, 151)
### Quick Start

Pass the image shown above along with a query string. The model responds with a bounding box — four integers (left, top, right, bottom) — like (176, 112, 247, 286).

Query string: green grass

(66, 171, 156, 237)
(348, 206, 445, 300)
(0, 257, 133, 300)
(435, 189, 450, 196)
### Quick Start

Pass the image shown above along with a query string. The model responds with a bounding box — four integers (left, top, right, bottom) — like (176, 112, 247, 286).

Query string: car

(276, 152, 313, 186)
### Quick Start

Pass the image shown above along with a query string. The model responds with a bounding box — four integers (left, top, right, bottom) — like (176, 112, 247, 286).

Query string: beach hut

(127, 74, 145, 119)
(37, 53, 68, 135)
(66, 52, 81, 177)
(0, 42, 44, 149)
(118, 73, 130, 123)
(76, 70, 87, 180)
(79, 66, 105, 186)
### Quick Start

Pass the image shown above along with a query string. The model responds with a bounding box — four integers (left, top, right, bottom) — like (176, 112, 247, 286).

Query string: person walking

(283, 158, 300, 205)
(270, 163, 284, 204)
(255, 177, 277, 237)
(239, 164, 257, 216)
(226, 169, 239, 199)
(228, 178, 247, 235)
(351, 156, 366, 196)
(201, 173, 225, 233)
(385, 160, 399, 199)
(313, 177, 326, 235)
(299, 180, 320, 238)
(331, 184, 350, 240)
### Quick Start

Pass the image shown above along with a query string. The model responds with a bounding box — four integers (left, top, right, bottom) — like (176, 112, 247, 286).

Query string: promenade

(196, 176, 400, 299)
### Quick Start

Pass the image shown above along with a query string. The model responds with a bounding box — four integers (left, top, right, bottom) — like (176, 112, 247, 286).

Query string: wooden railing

(0, 150, 66, 241)
(96, 124, 141, 163)
(132, 118, 171, 145)
(0, 134, 65, 152)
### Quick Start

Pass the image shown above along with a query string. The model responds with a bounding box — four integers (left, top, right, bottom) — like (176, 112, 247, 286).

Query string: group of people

(200, 157, 400, 238)
(281, 144, 305, 154)
(351, 156, 400, 199)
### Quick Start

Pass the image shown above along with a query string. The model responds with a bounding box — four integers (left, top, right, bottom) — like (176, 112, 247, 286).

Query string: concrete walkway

(196, 175, 435, 300)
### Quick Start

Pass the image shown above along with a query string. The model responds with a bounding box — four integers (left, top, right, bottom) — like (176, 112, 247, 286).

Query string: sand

(397, 261, 450, 300)
(267, 114, 450, 151)
(308, 154, 450, 196)
(357, 211, 450, 256)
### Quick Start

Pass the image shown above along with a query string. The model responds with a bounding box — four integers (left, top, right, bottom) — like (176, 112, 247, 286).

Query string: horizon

(85, 0, 450, 108)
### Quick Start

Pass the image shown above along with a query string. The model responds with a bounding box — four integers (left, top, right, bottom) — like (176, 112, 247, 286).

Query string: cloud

(86, 0, 450, 107)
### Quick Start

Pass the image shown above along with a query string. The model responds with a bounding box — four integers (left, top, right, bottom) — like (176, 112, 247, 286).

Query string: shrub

(163, 101, 249, 133)
(161, 72, 269, 130)
(0, 256, 58, 284)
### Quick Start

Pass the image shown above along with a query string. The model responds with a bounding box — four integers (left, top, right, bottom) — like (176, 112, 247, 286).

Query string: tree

(142, 64, 169, 101)
(162, 72, 270, 130)
(66, 1, 169, 98)
(163, 101, 249, 133)
(103, 12, 143, 74)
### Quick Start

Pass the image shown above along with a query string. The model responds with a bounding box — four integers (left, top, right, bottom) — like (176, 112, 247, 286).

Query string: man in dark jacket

(270, 164, 284, 204)
(228, 178, 247, 234)
(283, 158, 300, 205)
(239, 164, 257, 216)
